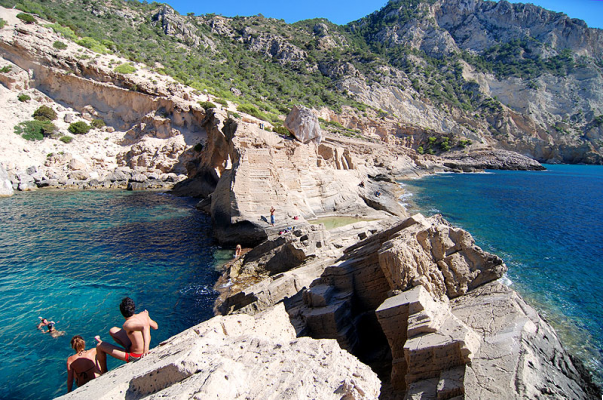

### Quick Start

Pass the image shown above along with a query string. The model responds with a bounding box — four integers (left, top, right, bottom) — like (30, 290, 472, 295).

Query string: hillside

(1, 0, 602, 164)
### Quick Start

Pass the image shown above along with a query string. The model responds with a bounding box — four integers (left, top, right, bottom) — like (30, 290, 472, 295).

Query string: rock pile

(5, 165, 185, 192)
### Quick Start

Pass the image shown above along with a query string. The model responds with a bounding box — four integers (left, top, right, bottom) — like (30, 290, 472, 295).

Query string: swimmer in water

(37, 317, 50, 330)
(42, 320, 65, 338)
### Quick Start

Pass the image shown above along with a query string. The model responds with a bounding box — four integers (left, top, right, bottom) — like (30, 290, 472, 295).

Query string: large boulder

(0, 164, 14, 197)
(284, 105, 322, 145)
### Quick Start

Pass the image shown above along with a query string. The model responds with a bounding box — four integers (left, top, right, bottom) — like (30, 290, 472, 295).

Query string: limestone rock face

(241, 28, 307, 66)
(378, 214, 506, 299)
(0, 163, 13, 197)
(453, 281, 601, 400)
(285, 105, 323, 145)
(218, 214, 598, 399)
(180, 110, 409, 246)
(376, 285, 481, 391)
(0, 8, 209, 191)
(57, 304, 381, 400)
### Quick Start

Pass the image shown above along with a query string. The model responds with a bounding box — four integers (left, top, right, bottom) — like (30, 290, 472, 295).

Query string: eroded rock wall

(217, 213, 599, 399)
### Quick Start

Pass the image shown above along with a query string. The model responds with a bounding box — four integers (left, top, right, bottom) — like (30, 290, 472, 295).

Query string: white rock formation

(284, 105, 323, 145)
(56, 304, 381, 400)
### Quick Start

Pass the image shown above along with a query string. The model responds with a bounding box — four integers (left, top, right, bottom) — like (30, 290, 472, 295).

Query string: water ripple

(0, 191, 219, 400)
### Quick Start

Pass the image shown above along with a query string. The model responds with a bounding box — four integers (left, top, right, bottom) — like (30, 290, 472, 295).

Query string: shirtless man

(66, 335, 101, 392)
(95, 297, 158, 372)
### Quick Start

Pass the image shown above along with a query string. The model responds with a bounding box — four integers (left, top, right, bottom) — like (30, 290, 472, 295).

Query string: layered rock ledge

(59, 213, 600, 399)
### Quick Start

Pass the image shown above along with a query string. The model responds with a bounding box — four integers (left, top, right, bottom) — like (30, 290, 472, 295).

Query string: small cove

(0, 190, 221, 400)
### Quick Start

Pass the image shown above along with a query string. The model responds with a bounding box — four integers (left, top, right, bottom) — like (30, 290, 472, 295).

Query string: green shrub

(53, 41, 67, 50)
(273, 125, 290, 136)
(18, 94, 31, 102)
(91, 119, 105, 129)
(0, 65, 12, 73)
(0, 18, 6, 29)
(46, 23, 77, 40)
(33, 105, 58, 121)
(198, 101, 216, 110)
(101, 39, 116, 51)
(113, 63, 137, 74)
(237, 104, 268, 121)
(14, 120, 56, 140)
(76, 37, 108, 54)
(17, 13, 36, 24)
(594, 115, 603, 127)
(417, 146, 424, 154)
(68, 121, 91, 134)
(59, 135, 73, 143)
(214, 98, 228, 107)
(459, 139, 472, 148)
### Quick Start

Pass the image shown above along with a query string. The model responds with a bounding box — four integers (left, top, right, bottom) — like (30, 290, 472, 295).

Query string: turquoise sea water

(401, 164, 603, 386)
(0, 191, 222, 400)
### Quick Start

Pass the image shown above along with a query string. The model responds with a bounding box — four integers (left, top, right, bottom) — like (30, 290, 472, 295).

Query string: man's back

(123, 310, 156, 354)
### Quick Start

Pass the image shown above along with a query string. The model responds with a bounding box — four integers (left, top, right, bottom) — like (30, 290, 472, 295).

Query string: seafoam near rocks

(56, 304, 381, 400)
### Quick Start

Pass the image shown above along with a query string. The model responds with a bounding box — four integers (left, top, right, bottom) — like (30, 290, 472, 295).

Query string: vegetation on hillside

(0, 0, 599, 141)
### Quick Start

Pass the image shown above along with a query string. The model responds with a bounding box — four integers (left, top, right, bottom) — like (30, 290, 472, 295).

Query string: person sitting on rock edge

(234, 244, 242, 258)
(67, 335, 102, 393)
(94, 297, 158, 372)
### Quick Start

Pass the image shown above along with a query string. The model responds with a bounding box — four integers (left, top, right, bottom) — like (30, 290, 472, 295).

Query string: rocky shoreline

(55, 105, 599, 398)
(2, 8, 599, 398)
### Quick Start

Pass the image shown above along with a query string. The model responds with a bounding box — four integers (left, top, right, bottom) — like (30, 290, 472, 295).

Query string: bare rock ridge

(215, 214, 600, 399)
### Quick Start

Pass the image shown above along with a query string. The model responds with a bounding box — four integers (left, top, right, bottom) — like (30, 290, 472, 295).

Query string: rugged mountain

(1, 0, 602, 164)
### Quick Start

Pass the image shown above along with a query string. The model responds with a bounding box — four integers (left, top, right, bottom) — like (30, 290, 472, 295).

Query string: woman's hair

(71, 335, 85, 353)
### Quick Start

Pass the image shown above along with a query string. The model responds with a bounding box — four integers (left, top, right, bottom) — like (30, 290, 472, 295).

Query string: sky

(163, 0, 603, 29)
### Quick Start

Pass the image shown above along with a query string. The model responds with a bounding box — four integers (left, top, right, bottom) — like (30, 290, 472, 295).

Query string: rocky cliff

(0, 6, 208, 191)
(2, 0, 602, 168)
(214, 213, 600, 399)
(56, 212, 601, 399)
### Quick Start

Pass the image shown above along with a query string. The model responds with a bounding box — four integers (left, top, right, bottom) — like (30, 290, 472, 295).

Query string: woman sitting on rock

(66, 335, 102, 393)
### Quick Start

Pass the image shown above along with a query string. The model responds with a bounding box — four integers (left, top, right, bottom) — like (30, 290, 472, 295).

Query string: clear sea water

(401, 164, 603, 386)
(0, 190, 226, 400)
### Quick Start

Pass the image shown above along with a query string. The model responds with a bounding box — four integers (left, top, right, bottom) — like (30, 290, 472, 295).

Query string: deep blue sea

(0, 190, 227, 400)
(401, 164, 603, 386)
